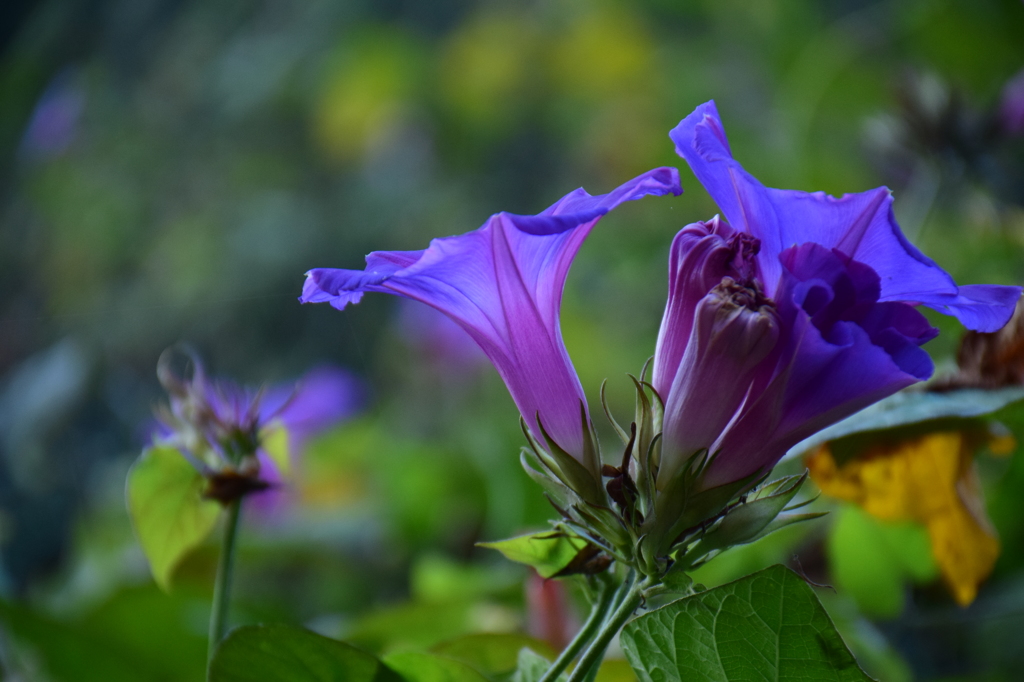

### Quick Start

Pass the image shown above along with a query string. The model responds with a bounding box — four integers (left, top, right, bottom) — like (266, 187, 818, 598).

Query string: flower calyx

(521, 363, 820, 582)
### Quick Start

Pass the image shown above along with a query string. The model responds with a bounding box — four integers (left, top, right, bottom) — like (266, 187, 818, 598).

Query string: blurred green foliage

(0, 0, 1022, 680)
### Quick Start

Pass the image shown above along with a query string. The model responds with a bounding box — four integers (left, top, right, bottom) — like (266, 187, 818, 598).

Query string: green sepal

(689, 472, 810, 554)
(640, 380, 664, 443)
(570, 501, 631, 550)
(523, 417, 605, 506)
(600, 379, 631, 446)
(757, 511, 829, 538)
(519, 449, 572, 507)
(477, 531, 592, 579)
(667, 470, 764, 543)
(629, 375, 657, 476)
(579, 400, 604, 484)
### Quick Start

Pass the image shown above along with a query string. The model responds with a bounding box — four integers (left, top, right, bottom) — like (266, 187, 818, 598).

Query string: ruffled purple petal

(907, 284, 1024, 333)
(670, 101, 1021, 331)
(703, 244, 933, 488)
(301, 167, 682, 458)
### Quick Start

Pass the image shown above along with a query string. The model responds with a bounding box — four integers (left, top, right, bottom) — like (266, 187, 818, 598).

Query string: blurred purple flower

(396, 299, 486, 371)
(999, 68, 1024, 137)
(659, 101, 1021, 489)
(20, 69, 85, 161)
(154, 350, 362, 501)
(260, 365, 363, 454)
(300, 168, 681, 462)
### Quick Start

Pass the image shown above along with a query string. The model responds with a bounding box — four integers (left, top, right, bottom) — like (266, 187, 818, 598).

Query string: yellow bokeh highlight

(548, 6, 654, 101)
(313, 30, 421, 163)
(808, 431, 1001, 606)
(438, 8, 537, 134)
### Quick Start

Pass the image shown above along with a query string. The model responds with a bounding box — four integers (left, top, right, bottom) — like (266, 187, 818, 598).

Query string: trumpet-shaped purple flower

(658, 101, 1021, 489)
(300, 168, 682, 462)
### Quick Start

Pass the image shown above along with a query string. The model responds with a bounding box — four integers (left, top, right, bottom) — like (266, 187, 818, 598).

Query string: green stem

(565, 574, 646, 682)
(207, 498, 242, 671)
(539, 574, 618, 682)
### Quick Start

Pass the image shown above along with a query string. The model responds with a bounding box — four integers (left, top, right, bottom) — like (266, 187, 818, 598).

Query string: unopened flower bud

(658, 277, 780, 488)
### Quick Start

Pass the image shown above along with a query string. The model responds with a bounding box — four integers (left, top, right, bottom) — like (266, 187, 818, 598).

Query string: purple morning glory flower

(300, 168, 682, 465)
(657, 101, 1022, 489)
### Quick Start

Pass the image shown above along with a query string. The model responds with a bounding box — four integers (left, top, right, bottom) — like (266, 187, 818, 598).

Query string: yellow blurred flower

(808, 429, 1010, 606)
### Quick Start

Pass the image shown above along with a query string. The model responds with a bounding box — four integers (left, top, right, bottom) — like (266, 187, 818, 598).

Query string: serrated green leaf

(512, 648, 565, 682)
(477, 532, 589, 578)
(789, 386, 1024, 459)
(209, 624, 400, 682)
(384, 651, 490, 682)
(621, 565, 874, 681)
(126, 446, 221, 591)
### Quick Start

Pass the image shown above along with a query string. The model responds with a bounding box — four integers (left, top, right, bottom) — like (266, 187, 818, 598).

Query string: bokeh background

(0, 0, 1022, 680)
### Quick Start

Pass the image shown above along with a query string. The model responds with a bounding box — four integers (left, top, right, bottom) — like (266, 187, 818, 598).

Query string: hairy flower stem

(538, 573, 618, 682)
(207, 499, 242, 673)
(565, 573, 648, 682)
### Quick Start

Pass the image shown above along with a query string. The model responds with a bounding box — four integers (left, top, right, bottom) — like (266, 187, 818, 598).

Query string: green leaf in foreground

(477, 532, 589, 578)
(209, 624, 400, 682)
(126, 446, 221, 590)
(620, 565, 874, 682)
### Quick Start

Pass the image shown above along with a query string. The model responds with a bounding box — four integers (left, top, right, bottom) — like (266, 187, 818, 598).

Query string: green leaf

(383, 652, 490, 682)
(620, 565, 874, 681)
(126, 446, 221, 590)
(477, 532, 589, 578)
(512, 648, 564, 682)
(788, 386, 1024, 458)
(209, 624, 400, 682)
(827, 505, 937, 618)
(431, 634, 556, 677)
